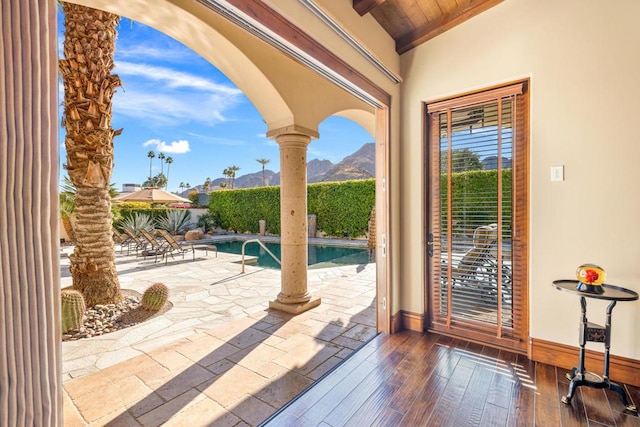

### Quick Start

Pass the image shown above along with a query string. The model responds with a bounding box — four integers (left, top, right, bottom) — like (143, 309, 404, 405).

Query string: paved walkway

(61, 239, 376, 426)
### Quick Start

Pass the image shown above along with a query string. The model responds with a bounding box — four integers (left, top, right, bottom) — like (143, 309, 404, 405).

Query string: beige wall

(399, 0, 640, 359)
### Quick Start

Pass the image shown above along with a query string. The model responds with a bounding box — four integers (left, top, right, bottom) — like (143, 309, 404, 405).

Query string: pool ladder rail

(241, 239, 281, 273)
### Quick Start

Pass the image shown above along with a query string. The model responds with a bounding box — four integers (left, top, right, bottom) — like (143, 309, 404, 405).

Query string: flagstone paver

(61, 239, 375, 426)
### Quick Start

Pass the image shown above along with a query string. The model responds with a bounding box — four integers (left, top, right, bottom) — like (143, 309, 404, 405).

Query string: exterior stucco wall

(399, 0, 640, 359)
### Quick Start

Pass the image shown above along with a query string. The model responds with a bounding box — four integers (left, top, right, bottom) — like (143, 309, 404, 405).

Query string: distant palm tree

(179, 182, 186, 193)
(158, 152, 166, 178)
(165, 156, 173, 189)
(223, 167, 232, 188)
(256, 158, 270, 186)
(147, 150, 155, 180)
(203, 177, 211, 192)
(229, 165, 240, 189)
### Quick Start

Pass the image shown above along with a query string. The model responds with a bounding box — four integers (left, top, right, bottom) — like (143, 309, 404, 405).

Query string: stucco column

(268, 125, 321, 314)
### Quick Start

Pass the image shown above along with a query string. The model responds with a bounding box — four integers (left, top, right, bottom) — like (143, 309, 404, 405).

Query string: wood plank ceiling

(353, 0, 504, 54)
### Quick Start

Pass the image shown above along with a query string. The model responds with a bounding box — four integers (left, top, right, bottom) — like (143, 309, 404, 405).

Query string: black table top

(553, 280, 639, 301)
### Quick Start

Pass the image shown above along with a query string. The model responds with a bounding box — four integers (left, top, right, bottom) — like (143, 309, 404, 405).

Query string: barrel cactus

(141, 283, 169, 311)
(61, 289, 86, 333)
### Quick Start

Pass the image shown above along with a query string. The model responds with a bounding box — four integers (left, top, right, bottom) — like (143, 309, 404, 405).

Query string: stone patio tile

(147, 347, 195, 372)
(198, 365, 268, 407)
(306, 356, 344, 380)
(334, 347, 354, 359)
(143, 363, 216, 401)
(132, 329, 196, 353)
(225, 327, 272, 350)
(89, 408, 136, 427)
(264, 320, 310, 339)
(128, 391, 165, 419)
(342, 324, 378, 342)
(69, 375, 153, 423)
(136, 389, 211, 427)
(95, 347, 144, 370)
(62, 389, 85, 427)
(305, 323, 349, 343)
(111, 317, 175, 348)
(62, 340, 115, 359)
(331, 335, 364, 350)
(273, 336, 340, 374)
(253, 370, 314, 408)
(229, 395, 277, 426)
(254, 361, 288, 379)
(204, 316, 259, 340)
(350, 307, 377, 326)
(64, 353, 157, 396)
(62, 354, 99, 377)
(341, 303, 373, 315)
(162, 395, 240, 427)
(173, 333, 228, 360)
(227, 342, 286, 369)
(205, 357, 235, 374)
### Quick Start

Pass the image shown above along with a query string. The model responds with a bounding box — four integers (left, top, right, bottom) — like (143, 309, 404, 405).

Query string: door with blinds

(426, 82, 529, 353)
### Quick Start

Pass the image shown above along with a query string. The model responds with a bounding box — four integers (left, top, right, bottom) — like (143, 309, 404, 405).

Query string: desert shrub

(157, 209, 192, 235)
(119, 212, 153, 234)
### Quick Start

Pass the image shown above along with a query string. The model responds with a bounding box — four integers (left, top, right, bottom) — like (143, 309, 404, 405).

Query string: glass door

(426, 83, 528, 352)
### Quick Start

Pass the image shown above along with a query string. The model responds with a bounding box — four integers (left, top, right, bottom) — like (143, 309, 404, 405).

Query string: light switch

(551, 165, 564, 182)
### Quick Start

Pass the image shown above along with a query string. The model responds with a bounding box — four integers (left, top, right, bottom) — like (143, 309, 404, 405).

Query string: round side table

(552, 280, 638, 414)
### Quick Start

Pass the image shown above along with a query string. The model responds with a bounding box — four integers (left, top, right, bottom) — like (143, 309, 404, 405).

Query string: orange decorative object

(575, 264, 606, 293)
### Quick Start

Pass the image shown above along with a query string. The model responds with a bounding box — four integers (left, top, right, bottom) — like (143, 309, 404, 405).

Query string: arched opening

(55, 3, 389, 424)
(0, 1, 392, 424)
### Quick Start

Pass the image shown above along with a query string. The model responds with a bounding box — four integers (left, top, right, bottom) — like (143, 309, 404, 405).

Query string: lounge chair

(139, 229, 171, 262)
(112, 227, 133, 253)
(122, 228, 148, 255)
(441, 223, 511, 301)
(157, 229, 197, 264)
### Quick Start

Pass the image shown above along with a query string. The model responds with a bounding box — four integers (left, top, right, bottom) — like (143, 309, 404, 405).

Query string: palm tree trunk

(70, 187, 121, 305)
(62, 217, 76, 243)
(60, 3, 122, 306)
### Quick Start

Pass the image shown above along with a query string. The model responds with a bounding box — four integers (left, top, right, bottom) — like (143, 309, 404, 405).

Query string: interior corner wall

(0, 0, 62, 425)
(398, 0, 640, 359)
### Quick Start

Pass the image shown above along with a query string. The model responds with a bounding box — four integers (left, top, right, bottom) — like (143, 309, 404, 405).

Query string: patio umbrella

(113, 187, 191, 226)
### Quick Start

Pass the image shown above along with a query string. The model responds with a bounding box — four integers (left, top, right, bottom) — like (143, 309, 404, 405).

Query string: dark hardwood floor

(262, 331, 640, 426)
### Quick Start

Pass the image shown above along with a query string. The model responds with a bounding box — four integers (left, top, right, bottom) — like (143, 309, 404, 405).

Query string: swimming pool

(212, 239, 371, 270)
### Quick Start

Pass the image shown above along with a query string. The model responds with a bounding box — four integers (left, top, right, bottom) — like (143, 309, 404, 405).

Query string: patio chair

(157, 229, 197, 264)
(112, 227, 133, 253)
(122, 228, 149, 255)
(139, 229, 171, 263)
(441, 223, 512, 301)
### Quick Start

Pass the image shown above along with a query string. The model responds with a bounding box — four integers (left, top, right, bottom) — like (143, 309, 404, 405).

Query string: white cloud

(116, 62, 240, 96)
(116, 45, 193, 63)
(143, 139, 191, 154)
(110, 62, 243, 126)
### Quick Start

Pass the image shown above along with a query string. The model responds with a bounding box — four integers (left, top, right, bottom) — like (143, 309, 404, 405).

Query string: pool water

(212, 240, 371, 270)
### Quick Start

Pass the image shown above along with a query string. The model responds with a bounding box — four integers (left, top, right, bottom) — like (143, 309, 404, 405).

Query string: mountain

(320, 163, 373, 182)
(337, 143, 375, 176)
(181, 142, 375, 195)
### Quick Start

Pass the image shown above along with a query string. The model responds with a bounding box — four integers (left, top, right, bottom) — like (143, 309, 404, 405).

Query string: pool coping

(186, 233, 369, 249)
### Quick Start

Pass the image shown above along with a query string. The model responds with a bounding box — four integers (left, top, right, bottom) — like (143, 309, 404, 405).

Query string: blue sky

(58, 13, 373, 193)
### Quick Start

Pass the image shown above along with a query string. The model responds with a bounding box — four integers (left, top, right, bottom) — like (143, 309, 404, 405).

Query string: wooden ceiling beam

(396, 0, 503, 54)
(353, 0, 387, 16)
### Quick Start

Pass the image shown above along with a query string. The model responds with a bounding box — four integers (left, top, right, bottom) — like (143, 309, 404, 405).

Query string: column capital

(266, 124, 319, 140)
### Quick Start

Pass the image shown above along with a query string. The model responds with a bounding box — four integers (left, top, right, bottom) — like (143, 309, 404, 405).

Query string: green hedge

(208, 179, 376, 237)
(441, 168, 512, 234)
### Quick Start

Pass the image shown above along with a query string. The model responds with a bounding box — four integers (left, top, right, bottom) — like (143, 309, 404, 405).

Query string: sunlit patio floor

(61, 240, 376, 426)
